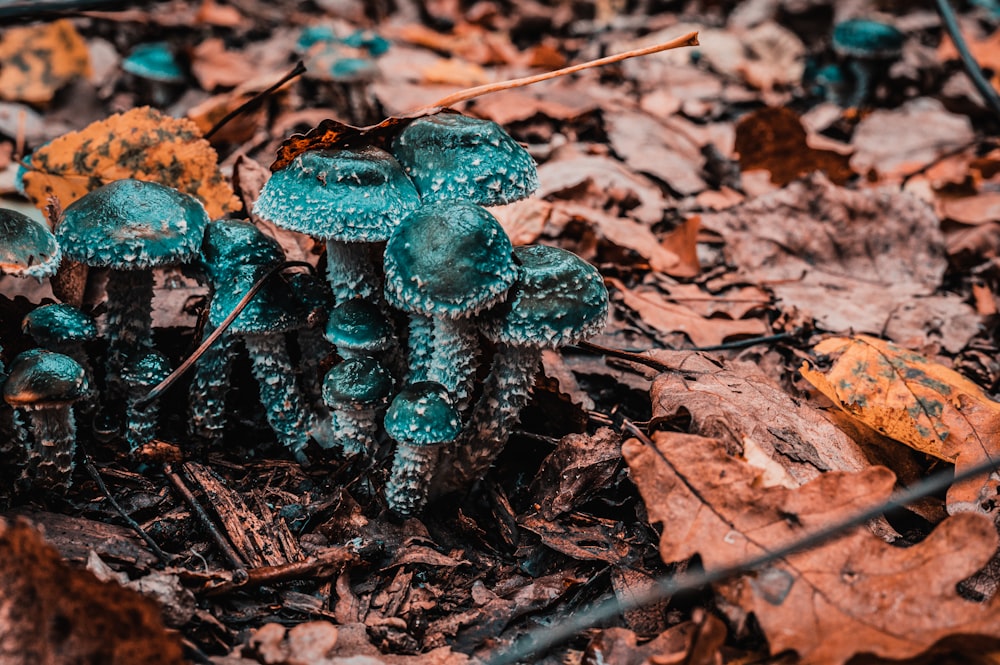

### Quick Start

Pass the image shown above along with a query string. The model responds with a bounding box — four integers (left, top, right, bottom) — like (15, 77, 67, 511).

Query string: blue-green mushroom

(3, 349, 89, 490)
(321, 355, 393, 456)
(55, 179, 209, 399)
(391, 112, 538, 206)
(831, 19, 904, 108)
(122, 350, 171, 455)
(440, 245, 608, 493)
(254, 146, 421, 305)
(383, 200, 516, 406)
(1, 208, 60, 281)
(384, 381, 461, 516)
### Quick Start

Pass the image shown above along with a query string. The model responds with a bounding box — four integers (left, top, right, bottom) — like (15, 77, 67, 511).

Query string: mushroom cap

(832, 19, 904, 60)
(324, 298, 393, 354)
(57, 179, 210, 270)
(253, 146, 421, 242)
(391, 112, 539, 206)
(0, 207, 61, 279)
(3, 349, 88, 408)
(482, 245, 608, 348)
(122, 42, 185, 83)
(322, 356, 393, 405)
(201, 218, 284, 282)
(383, 200, 516, 318)
(22, 303, 98, 346)
(384, 381, 460, 447)
(121, 350, 172, 389)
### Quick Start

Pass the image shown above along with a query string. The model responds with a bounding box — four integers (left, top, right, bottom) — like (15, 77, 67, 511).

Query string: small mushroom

(199, 219, 326, 462)
(324, 298, 395, 360)
(321, 356, 393, 455)
(55, 179, 209, 400)
(122, 42, 186, 106)
(254, 146, 421, 306)
(122, 350, 171, 454)
(384, 381, 461, 516)
(0, 346, 29, 492)
(3, 349, 89, 490)
(831, 18, 904, 108)
(22, 303, 98, 410)
(383, 200, 516, 405)
(439, 245, 608, 493)
(1, 207, 61, 281)
(391, 112, 539, 206)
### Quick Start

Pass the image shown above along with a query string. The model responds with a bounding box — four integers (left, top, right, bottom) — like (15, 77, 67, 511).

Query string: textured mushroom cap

(384, 381, 460, 447)
(482, 245, 608, 348)
(391, 112, 539, 206)
(209, 264, 315, 335)
(57, 179, 209, 270)
(201, 219, 284, 282)
(253, 146, 421, 242)
(322, 356, 393, 404)
(122, 42, 185, 83)
(832, 19, 904, 59)
(324, 298, 393, 354)
(0, 208, 61, 279)
(121, 350, 172, 389)
(22, 304, 98, 346)
(384, 200, 516, 317)
(3, 349, 88, 408)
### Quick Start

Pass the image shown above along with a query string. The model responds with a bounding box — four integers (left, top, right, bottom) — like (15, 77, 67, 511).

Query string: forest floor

(4, 0, 1000, 663)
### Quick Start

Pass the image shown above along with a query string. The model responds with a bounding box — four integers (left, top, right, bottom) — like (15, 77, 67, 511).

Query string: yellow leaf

(21, 107, 240, 219)
(802, 335, 1000, 512)
(0, 20, 92, 104)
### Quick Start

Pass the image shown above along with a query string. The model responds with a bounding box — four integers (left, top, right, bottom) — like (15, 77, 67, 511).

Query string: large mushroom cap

(201, 218, 284, 281)
(383, 200, 516, 318)
(384, 381, 460, 447)
(57, 179, 210, 270)
(482, 245, 608, 348)
(832, 19, 904, 60)
(254, 146, 421, 242)
(391, 112, 538, 207)
(322, 356, 393, 405)
(324, 298, 394, 355)
(22, 303, 98, 347)
(0, 208, 61, 280)
(3, 349, 88, 409)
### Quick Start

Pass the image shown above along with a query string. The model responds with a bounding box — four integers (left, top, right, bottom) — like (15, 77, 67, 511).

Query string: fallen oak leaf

(20, 106, 240, 218)
(801, 335, 1000, 514)
(624, 432, 1000, 664)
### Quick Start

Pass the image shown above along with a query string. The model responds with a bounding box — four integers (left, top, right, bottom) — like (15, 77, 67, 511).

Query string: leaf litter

(4, 1, 1000, 664)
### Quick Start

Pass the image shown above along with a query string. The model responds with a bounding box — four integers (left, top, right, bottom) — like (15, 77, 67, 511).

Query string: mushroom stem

(125, 394, 159, 454)
(326, 239, 379, 305)
(385, 442, 443, 516)
(188, 331, 236, 444)
(845, 60, 873, 108)
(22, 405, 77, 489)
(405, 313, 435, 383)
(297, 325, 332, 411)
(440, 344, 540, 493)
(329, 404, 382, 455)
(104, 268, 155, 393)
(426, 317, 479, 409)
(243, 333, 312, 464)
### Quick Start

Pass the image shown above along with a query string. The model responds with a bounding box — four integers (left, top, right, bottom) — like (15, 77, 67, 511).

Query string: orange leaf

(802, 335, 1000, 512)
(0, 20, 92, 104)
(21, 107, 240, 218)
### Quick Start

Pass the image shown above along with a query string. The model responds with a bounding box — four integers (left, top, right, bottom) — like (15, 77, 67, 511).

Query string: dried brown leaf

(0, 20, 91, 104)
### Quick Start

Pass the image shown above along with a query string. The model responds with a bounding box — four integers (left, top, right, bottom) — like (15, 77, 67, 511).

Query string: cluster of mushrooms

(0, 111, 609, 515)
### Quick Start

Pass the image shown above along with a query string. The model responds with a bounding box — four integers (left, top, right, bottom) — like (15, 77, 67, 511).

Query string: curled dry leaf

(624, 432, 1000, 664)
(21, 106, 240, 218)
(0, 518, 184, 665)
(649, 349, 871, 484)
(802, 335, 1000, 514)
(0, 20, 91, 104)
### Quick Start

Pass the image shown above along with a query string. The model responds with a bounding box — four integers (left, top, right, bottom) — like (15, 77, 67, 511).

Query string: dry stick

(485, 418, 1000, 665)
(164, 462, 248, 583)
(935, 0, 1000, 118)
(204, 60, 307, 140)
(201, 546, 358, 596)
(416, 31, 700, 112)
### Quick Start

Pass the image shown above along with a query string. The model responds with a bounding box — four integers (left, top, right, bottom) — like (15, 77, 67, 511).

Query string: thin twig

(418, 31, 699, 111)
(80, 451, 171, 564)
(935, 0, 1000, 117)
(201, 546, 357, 596)
(204, 61, 307, 140)
(574, 334, 794, 370)
(164, 463, 248, 583)
(484, 419, 1000, 665)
